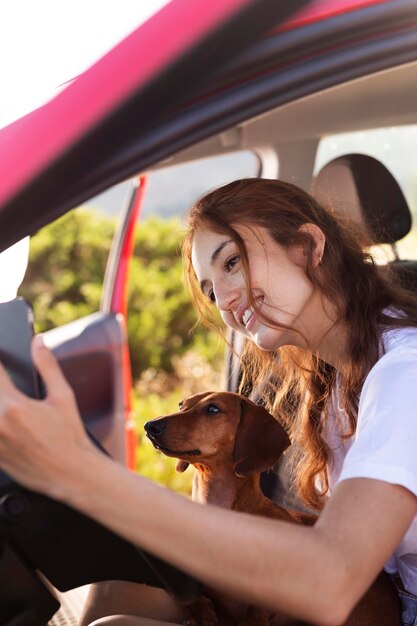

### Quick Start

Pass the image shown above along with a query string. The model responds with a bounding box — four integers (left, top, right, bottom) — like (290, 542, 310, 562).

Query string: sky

(0, 0, 170, 129)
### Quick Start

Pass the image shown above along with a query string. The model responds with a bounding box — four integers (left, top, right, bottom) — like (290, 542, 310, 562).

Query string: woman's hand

(0, 334, 97, 499)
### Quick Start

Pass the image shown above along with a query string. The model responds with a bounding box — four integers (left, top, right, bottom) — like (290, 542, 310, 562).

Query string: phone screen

(0, 297, 41, 398)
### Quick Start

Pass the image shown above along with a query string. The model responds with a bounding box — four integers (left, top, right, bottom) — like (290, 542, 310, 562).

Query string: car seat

(311, 153, 417, 289)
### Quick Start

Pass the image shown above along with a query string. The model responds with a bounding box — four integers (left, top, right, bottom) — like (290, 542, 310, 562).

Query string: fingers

(31, 334, 73, 402)
(0, 334, 71, 404)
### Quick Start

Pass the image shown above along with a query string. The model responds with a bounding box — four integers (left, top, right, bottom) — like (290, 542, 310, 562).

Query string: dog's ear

(233, 398, 291, 477)
(176, 460, 190, 473)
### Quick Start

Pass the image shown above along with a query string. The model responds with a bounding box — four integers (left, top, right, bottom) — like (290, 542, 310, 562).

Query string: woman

(0, 178, 416, 626)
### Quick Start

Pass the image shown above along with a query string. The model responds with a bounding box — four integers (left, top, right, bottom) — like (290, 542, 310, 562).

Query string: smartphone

(0, 297, 42, 399)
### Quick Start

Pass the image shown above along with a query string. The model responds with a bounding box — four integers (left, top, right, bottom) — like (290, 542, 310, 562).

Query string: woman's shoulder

(381, 324, 417, 356)
(362, 323, 417, 399)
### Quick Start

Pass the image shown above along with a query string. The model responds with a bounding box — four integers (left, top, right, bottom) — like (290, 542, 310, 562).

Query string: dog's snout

(144, 419, 166, 438)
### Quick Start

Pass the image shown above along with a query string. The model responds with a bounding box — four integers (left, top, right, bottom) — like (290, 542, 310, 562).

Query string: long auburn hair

(182, 178, 417, 510)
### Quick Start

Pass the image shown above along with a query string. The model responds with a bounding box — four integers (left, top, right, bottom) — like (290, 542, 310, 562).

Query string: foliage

(20, 208, 115, 332)
(127, 217, 222, 377)
(20, 209, 223, 379)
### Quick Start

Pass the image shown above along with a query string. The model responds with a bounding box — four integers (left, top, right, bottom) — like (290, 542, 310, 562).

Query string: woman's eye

(225, 255, 239, 272)
(206, 404, 220, 414)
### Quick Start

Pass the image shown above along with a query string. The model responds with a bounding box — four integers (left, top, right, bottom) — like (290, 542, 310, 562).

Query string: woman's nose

(213, 283, 240, 312)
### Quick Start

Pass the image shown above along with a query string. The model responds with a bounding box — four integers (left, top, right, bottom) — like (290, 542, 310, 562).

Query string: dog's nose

(144, 419, 166, 438)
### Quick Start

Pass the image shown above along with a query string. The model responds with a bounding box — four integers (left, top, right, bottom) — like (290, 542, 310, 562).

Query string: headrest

(312, 154, 411, 244)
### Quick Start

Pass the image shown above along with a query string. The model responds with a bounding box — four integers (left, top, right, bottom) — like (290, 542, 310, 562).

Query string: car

(1, 0, 417, 623)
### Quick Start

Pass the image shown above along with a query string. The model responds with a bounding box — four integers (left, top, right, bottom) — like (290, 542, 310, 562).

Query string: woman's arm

(0, 338, 416, 626)
(67, 456, 416, 625)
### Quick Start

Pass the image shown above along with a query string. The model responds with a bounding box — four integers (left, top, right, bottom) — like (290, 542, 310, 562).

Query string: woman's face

(191, 224, 321, 352)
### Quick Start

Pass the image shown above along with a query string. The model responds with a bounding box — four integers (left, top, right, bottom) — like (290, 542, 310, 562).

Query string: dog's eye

(206, 404, 220, 414)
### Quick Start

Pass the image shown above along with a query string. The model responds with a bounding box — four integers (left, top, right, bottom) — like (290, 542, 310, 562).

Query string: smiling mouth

(240, 297, 264, 327)
(242, 308, 253, 326)
(146, 434, 200, 457)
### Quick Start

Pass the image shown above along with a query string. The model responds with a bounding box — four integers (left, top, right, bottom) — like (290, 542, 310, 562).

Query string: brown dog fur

(145, 391, 401, 626)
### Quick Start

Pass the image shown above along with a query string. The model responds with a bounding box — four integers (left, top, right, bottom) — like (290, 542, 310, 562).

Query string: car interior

(151, 60, 417, 390)
(2, 2, 417, 624)
(45, 53, 417, 626)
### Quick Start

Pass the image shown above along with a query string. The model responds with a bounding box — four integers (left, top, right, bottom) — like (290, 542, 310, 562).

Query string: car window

(315, 126, 417, 261)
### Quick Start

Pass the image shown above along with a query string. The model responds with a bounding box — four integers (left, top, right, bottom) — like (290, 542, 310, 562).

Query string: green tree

(20, 209, 221, 380)
(127, 217, 212, 377)
(20, 208, 115, 331)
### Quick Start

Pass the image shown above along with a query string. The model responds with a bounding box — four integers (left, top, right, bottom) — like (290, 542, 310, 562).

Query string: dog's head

(144, 391, 290, 477)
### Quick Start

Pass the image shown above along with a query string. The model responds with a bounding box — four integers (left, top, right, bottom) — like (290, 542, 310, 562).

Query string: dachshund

(145, 391, 401, 626)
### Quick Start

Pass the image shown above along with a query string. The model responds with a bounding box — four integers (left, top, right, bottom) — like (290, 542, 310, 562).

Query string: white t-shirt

(324, 325, 417, 595)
